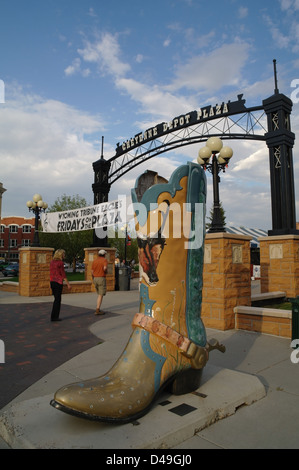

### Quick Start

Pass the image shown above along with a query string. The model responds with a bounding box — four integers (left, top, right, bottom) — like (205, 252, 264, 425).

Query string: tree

(206, 201, 226, 231)
(39, 194, 93, 271)
(107, 226, 138, 265)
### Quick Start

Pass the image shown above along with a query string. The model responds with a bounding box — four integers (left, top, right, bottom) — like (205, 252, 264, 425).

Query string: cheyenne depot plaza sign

(116, 100, 231, 155)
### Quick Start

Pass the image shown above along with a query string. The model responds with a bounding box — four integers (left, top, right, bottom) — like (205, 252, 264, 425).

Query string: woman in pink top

(50, 249, 71, 321)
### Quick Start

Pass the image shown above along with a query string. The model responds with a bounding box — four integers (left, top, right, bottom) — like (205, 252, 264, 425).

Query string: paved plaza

(0, 279, 298, 449)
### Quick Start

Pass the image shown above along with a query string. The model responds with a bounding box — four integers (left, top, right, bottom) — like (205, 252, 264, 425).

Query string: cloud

(264, 2, 299, 52)
(78, 32, 131, 77)
(242, 77, 276, 100)
(279, 0, 299, 10)
(220, 182, 272, 228)
(64, 58, 81, 76)
(67, 32, 253, 126)
(0, 84, 105, 217)
(109, 156, 181, 202)
(6, 23, 297, 231)
(195, 31, 215, 49)
(115, 77, 194, 120)
(168, 43, 250, 93)
(65, 32, 252, 122)
(61, 30, 299, 230)
(135, 54, 144, 63)
(263, 14, 290, 49)
(238, 7, 248, 19)
(64, 58, 90, 77)
(88, 7, 97, 17)
(232, 144, 269, 177)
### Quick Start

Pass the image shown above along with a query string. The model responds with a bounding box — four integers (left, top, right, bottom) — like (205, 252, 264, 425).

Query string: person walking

(91, 249, 108, 315)
(50, 249, 71, 321)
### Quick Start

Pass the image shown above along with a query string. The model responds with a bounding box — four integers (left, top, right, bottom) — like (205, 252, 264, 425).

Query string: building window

(0, 240, 4, 247)
(10, 239, 18, 248)
(22, 225, 32, 233)
(0, 225, 4, 233)
(22, 239, 31, 247)
(9, 225, 18, 233)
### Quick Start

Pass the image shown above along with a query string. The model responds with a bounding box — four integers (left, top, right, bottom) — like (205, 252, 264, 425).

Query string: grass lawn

(265, 302, 292, 310)
(1, 276, 18, 282)
(66, 272, 85, 281)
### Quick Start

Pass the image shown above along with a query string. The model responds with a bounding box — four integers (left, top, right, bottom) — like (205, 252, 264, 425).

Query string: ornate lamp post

(26, 194, 48, 247)
(198, 137, 233, 233)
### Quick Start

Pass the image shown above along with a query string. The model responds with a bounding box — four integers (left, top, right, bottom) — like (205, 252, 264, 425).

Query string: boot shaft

(131, 162, 207, 348)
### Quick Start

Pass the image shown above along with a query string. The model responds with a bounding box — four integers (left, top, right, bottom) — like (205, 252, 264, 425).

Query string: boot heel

(169, 368, 203, 395)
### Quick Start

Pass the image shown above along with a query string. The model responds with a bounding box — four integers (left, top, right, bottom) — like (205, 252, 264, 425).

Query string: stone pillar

(259, 235, 299, 297)
(84, 247, 116, 292)
(202, 233, 251, 330)
(263, 89, 297, 235)
(19, 247, 54, 297)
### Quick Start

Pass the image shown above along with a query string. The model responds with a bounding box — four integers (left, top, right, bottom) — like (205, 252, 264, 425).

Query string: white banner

(41, 197, 131, 233)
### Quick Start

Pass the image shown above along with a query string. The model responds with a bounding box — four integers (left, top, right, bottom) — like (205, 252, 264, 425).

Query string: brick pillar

(202, 233, 251, 330)
(84, 247, 116, 292)
(259, 235, 299, 297)
(19, 247, 54, 297)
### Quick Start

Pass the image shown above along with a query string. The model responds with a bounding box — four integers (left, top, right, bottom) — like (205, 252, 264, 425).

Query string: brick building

(0, 216, 35, 261)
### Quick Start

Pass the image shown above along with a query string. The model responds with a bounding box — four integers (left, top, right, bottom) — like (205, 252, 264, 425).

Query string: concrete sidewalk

(0, 281, 298, 449)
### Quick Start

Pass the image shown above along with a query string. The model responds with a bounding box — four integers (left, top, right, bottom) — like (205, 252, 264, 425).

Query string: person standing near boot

(92, 249, 108, 315)
(50, 249, 71, 321)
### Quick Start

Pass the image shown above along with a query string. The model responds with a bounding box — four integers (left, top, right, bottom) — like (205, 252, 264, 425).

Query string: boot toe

(51, 374, 156, 422)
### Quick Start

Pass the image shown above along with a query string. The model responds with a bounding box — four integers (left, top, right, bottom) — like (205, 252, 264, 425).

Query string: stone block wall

(19, 247, 54, 296)
(62, 280, 92, 294)
(202, 233, 251, 330)
(234, 306, 291, 338)
(259, 235, 299, 298)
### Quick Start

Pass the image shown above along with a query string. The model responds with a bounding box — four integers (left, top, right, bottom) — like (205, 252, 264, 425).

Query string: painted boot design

(50, 162, 225, 423)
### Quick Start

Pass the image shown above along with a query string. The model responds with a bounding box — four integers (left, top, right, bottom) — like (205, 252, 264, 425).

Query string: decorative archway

(92, 84, 297, 245)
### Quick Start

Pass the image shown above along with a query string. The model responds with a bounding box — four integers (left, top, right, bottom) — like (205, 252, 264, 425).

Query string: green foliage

(39, 194, 93, 270)
(50, 194, 89, 212)
(206, 201, 226, 230)
(107, 227, 138, 264)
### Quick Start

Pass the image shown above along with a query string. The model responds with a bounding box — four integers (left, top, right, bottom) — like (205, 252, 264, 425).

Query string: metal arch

(92, 66, 299, 243)
(108, 106, 267, 185)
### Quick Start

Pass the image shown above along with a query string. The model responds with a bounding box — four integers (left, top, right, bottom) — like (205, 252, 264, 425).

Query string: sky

(1, 0, 299, 231)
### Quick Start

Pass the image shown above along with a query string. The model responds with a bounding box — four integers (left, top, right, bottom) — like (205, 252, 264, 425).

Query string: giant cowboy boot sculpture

(50, 162, 225, 423)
